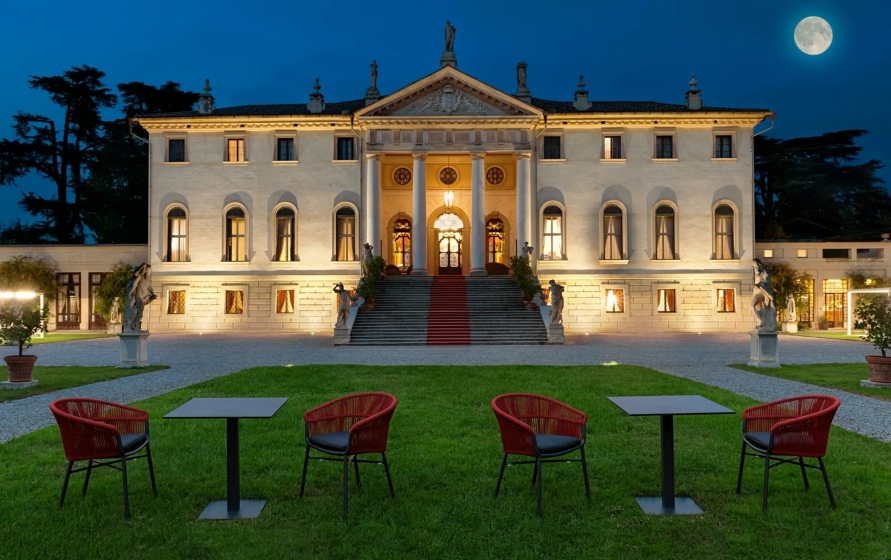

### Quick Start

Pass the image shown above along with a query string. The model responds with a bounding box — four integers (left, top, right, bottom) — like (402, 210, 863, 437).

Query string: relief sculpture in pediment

(391, 86, 508, 116)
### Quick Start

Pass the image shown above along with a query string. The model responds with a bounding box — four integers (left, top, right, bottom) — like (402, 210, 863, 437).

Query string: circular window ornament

(439, 167, 458, 185)
(393, 167, 411, 185)
(486, 167, 504, 185)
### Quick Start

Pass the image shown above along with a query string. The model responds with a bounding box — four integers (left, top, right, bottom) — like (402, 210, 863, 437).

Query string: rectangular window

(276, 289, 295, 313)
(603, 136, 622, 160)
(822, 248, 849, 259)
(763, 249, 774, 258)
(822, 279, 849, 328)
(797, 249, 808, 258)
(717, 289, 735, 312)
(655, 136, 674, 159)
(167, 290, 186, 314)
(605, 289, 624, 313)
(543, 214, 563, 260)
(336, 211, 356, 261)
(276, 138, 295, 161)
(657, 289, 676, 313)
(89, 273, 107, 330)
(225, 290, 244, 314)
(168, 139, 186, 162)
(336, 137, 354, 161)
(542, 136, 562, 160)
(55, 273, 81, 330)
(715, 135, 733, 158)
(227, 139, 245, 162)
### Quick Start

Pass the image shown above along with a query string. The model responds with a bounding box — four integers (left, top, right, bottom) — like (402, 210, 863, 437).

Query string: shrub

(509, 255, 542, 301)
(764, 261, 812, 318)
(357, 256, 386, 302)
(854, 294, 891, 357)
(0, 300, 51, 356)
(94, 262, 134, 321)
(0, 256, 59, 301)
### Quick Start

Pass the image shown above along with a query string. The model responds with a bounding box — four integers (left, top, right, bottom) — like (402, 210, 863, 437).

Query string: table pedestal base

(635, 496, 703, 515)
(199, 499, 267, 519)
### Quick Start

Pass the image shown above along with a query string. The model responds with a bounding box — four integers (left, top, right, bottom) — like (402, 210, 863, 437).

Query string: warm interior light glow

(0, 292, 15, 299)
(443, 190, 454, 209)
(606, 291, 618, 310)
(14, 291, 37, 299)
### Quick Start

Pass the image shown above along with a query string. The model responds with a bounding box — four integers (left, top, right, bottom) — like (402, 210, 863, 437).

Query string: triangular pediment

(355, 66, 541, 119)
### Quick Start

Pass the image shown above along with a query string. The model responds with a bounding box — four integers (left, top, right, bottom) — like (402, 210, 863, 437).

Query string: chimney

(573, 75, 590, 111)
(197, 79, 215, 115)
(685, 74, 702, 110)
(308, 78, 325, 114)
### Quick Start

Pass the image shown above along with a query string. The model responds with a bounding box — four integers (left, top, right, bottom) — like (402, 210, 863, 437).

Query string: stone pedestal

(0, 380, 38, 390)
(118, 331, 149, 366)
(861, 379, 891, 388)
(784, 321, 798, 333)
(547, 324, 565, 344)
(334, 325, 350, 346)
(748, 331, 779, 368)
(107, 322, 121, 334)
(440, 51, 457, 68)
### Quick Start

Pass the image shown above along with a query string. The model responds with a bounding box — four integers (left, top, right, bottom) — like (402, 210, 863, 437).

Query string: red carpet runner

(426, 276, 471, 345)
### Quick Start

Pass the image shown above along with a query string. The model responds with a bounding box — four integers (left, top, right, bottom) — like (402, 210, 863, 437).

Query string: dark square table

(165, 397, 288, 519)
(608, 395, 734, 515)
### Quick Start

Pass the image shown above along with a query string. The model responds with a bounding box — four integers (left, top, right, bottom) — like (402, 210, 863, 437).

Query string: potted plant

(356, 256, 386, 311)
(509, 255, 542, 309)
(853, 294, 891, 383)
(0, 300, 51, 383)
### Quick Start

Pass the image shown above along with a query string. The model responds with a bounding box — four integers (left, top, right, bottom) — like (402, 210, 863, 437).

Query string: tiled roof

(138, 99, 367, 119)
(529, 98, 770, 114)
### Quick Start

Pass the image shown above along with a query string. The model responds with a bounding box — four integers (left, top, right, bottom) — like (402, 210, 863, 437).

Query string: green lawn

(782, 331, 865, 342)
(1, 365, 889, 560)
(31, 333, 115, 345)
(732, 362, 891, 401)
(0, 366, 169, 403)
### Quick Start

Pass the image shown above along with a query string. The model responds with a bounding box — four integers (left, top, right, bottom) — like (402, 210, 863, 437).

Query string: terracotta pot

(4, 355, 38, 383)
(865, 355, 891, 384)
(362, 299, 375, 311)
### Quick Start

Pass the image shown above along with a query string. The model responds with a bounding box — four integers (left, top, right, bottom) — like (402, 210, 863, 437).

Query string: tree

(764, 261, 812, 317)
(0, 65, 117, 243)
(94, 262, 133, 320)
(755, 130, 888, 240)
(0, 255, 59, 301)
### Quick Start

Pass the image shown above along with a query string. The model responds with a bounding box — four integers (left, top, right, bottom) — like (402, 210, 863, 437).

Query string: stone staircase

(348, 275, 549, 345)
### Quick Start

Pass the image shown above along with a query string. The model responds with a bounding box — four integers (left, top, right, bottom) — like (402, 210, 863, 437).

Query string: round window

(393, 167, 411, 185)
(439, 167, 458, 185)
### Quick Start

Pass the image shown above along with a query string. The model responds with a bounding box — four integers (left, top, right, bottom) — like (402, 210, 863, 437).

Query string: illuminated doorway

(434, 212, 463, 275)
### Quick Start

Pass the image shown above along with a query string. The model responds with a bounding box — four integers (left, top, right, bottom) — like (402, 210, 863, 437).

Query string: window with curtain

(226, 207, 247, 262)
(657, 289, 676, 313)
(335, 207, 356, 261)
(276, 138, 295, 161)
(654, 204, 675, 260)
(715, 135, 733, 158)
(542, 206, 563, 260)
(276, 290, 295, 313)
(167, 207, 187, 262)
(226, 138, 245, 162)
(714, 204, 735, 260)
(605, 288, 624, 313)
(603, 205, 623, 260)
(655, 135, 674, 159)
(392, 218, 411, 269)
(603, 136, 622, 160)
(717, 289, 735, 312)
(275, 207, 295, 262)
(336, 137, 354, 161)
(486, 218, 505, 263)
(225, 290, 244, 314)
(167, 290, 186, 314)
(542, 136, 562, 160)
(168, 139, 185, 162)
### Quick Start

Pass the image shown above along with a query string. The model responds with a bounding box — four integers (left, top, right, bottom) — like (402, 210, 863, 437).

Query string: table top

(164, 398, 288, 419)
(607, 395, 734, 417)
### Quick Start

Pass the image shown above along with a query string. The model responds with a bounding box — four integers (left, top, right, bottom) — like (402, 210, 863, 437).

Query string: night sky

(1, 0, 888, 229)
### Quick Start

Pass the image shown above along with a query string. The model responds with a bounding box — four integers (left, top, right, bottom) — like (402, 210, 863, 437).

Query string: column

(470, 151, 487, 276)
(365, 153, 381, 256)
(516, 152, 532, 254)
(411, 152, 428, 275)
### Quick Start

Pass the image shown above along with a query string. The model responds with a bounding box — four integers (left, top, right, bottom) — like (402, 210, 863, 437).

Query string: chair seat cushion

(535, 434, 582, 455)
(120, 433, 148, 454)
(308, 431, 350, 452)
(743, 432, 771, 450)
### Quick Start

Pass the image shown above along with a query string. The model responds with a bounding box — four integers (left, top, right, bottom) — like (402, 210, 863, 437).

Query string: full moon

(794, 16, 833, 55)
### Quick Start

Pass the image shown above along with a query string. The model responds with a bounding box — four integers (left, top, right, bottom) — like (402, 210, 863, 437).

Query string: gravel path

(1, 332, 888, 444)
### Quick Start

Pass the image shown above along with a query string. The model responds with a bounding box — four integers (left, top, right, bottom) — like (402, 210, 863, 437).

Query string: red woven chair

(299, 392, 397, 516)
(736, 395, 840, 511)
(491, 393, 590, 517)
(49, 398, 157, 519)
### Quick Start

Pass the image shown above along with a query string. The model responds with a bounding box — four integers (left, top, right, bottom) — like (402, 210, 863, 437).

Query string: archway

(434, 211, 464, 275)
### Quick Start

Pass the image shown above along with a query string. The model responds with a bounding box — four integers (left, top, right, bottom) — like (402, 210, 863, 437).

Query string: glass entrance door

(434, 212, 464, 275)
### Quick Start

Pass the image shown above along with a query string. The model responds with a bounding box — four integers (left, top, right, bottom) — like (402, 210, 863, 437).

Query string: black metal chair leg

(494, 454, 508, 498)
(535, 457, 543, 518)
(580, 446, 591, 499)
(353, 455, 361, 489)
(762, 453, 771, 512)
(82, 460, 93, 496)
(736, 441, 747, 494)
(818, 457, 837, 509)
(798, 457, 810, 491)
(146, 443, 158, 496)
(299, 445, 310, 499)
(531, 460, 538, 487)
(121, 456, 131, 520)
(381, 452, 395, 498)
(342, 455, 349, 517)
(59, 461, 73, 509)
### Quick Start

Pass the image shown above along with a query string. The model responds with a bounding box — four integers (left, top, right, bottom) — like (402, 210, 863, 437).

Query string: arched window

(654, 204, 676, 260)
(225, 207, 247, 262)
(274, 207, 296, 262)
(542, 206, 563, 260)
(392, 218, 411, 269)
(715, 204, 735, 260)
(487, 218, 505, 263)
(335, 207, 356, 261)
(603, 204, 624, 260)
(167, 207, 187, 262)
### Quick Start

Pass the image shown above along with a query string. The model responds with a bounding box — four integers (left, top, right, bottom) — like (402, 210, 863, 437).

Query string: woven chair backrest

(770, 395, 840, 457)
(491, 394, 586, 457)
(50, 399, 124, 461)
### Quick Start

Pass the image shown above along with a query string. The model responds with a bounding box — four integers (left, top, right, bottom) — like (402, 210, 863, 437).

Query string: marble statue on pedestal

(334, 283, 358, 327)
(751, 259, 776, 332)
(123, 264, 157, 333)
(109, 297, 121, 324)
(786, 293, 797, 323)
(361, 243, 374, 276)
(517, 62, 527, 90)
(444, 21, 456, 52)
(548, 279, 564, 326)
(370, 60, 378, 90)
(521, 242, 534, 260)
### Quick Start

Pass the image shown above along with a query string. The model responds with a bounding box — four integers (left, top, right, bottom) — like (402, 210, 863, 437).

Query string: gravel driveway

(1, 332, 887, 443)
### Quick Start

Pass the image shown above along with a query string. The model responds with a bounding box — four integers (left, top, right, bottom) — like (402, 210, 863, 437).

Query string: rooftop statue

(444, 20, 456, 52)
